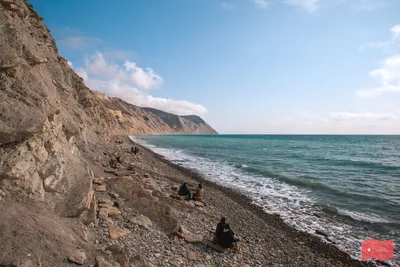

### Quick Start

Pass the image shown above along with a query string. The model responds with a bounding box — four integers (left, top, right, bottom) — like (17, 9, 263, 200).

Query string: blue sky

(30, 0, 400, 134)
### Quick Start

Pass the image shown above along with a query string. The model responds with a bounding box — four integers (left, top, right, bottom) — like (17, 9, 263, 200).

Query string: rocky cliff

(0, 0, 216, 146)
(0, 0, 217, 194)
(0, 1, 216, 265)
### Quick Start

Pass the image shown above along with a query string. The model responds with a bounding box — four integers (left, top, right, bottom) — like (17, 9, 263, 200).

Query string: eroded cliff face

(0, 0, 216, 202)
(0, 1, 216, 264)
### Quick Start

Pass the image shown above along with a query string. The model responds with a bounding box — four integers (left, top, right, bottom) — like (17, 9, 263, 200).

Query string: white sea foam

(338, 209, 390, 224)
(130, 135, 398, 263)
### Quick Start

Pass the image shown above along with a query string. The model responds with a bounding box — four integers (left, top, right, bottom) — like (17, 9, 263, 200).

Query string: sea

(131, 134, 400, 263)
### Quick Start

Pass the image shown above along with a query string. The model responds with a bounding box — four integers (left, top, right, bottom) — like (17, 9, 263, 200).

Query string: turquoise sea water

(132, 135, 400, 261)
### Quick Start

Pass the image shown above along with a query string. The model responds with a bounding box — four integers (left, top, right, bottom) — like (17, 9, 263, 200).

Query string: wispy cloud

(282, 0, 319, 12)
(221, 2, 235, 9)
(357, 24, 400, 97)
(248, 0, 392, 12)
(59, 36, 103, 50)
(252, 0, 271, 9)
(360, 24, 400, 50)
(356, 55, 400, 97)
(330, 112, 397, 120)
(75, 52, 207, 115)
(226, 111, 400, 134)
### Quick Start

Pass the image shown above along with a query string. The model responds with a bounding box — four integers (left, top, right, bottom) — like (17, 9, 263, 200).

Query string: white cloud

(83, 52, 163, 90)
(252, 0, 271, 9)
(104, 81, 207, 115)
(356, 55, 400, 97)
(76, 52, 207, 116)
(221, 2, 235, 9)
(59, 36, 103, 50)
(330, 112, 397, 120)
(123, 61, 163, 90)
(67, 61, 73, 67)
(360, 24, 400, 50)
(282, 0, 319, 12)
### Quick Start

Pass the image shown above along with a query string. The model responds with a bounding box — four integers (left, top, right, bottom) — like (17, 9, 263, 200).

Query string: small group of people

(178, 183, 203, 201)
(177, 183, 242, 252)
(214, 217, 242, 252)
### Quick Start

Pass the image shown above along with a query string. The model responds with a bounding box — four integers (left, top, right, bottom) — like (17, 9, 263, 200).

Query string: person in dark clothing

(131, 145, 137, 155)
(215, 217, 226, 242)
(215, 220, 241, 251)
(178, 183, 191, 200)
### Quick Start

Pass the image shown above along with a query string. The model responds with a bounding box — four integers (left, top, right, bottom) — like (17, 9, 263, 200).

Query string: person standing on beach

(131, 144, 138, 155)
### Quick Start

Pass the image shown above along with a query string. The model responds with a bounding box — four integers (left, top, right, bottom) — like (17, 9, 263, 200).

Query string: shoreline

(132, 137, 377, 267)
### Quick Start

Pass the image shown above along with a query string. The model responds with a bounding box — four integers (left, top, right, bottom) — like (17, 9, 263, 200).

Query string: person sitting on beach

(192, 184, 204, 201)
(214, 216, 226, 243)
(216, 220, 242, 252)
(178, 183, 191, 200)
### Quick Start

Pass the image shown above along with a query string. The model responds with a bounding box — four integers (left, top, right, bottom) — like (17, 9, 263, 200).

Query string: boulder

(106, 222, 127, 240)
(194, 201, 204, 207)
(93, 178, 104, 185)
(68, 251, 86, 265)
(99, 207, 121, 220)
(129, 215, 153, 229)
(177, 226, 203, 244)
(184, 232, 203, 244)
(107, 206, 121, 217)
(98, 197, 113, 206)
(96, 185, 107, 192)
(109, 177, 180, 233)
